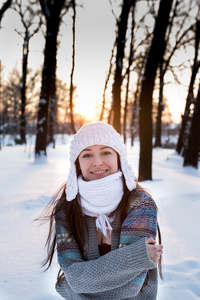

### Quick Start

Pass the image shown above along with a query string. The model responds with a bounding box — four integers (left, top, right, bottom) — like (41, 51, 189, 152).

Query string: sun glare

(165, 84, 186, 123)
(75, 98, 99, 122)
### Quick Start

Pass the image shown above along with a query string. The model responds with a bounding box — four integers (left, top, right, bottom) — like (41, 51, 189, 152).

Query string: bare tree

(123, 5, 135, 144)
(154, 0, 196, 147)
(69, 0, 76, 134)
(126, 3, 156, 147)
(100, 39, 116, 122)
(112, 0, 136, 133)
(130, 60, 144, 147)
(35, 0, 71, 156)
(176, 18, 200, 155)
(1, 66, 41, 136)
(139, 0, 173, 181)
(1, 68, 21, 137)
(183, 80, 200, 167)
(13, 0, 41, 144)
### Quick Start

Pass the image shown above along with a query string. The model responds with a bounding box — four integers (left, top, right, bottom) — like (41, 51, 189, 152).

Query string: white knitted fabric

(78, 171, 124, 236)
(66, 121, 136, 201)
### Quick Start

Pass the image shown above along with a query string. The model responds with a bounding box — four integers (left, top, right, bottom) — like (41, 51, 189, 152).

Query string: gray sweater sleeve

(56, 268, 157, 300)
(59, 237, 156, 294)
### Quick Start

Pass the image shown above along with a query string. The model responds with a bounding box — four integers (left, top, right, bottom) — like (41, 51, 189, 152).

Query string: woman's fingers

(146, 240, 163, 264)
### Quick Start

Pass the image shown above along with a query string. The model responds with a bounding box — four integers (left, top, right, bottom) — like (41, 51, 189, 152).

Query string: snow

(0, 135, 200, 300)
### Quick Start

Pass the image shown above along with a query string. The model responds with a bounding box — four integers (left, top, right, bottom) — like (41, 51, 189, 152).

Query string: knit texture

(55, 189, 158, 299)
(78, 171, 124, 236)
(66, 122, 136, 201)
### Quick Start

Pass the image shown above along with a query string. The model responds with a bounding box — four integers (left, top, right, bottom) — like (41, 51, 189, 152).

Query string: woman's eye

(82, 153, 92, 158)
(103, 151, 111, 156)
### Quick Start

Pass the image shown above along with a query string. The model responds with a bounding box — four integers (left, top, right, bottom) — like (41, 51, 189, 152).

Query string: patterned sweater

(55, 189, 158, 299)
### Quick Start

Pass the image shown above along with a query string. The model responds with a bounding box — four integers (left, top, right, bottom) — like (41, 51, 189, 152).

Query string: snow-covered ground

(0, 135, 200, 300)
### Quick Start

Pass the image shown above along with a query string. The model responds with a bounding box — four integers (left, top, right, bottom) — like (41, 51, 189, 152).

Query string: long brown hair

(38, 181, 86, 281)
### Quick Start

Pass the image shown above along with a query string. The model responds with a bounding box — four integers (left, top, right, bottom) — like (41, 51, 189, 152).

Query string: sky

(0, 135, 200, 299)
(0, 0, 196, 123)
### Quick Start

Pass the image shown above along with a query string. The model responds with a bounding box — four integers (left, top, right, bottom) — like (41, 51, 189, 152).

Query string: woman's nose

(92, 155, 103, 166)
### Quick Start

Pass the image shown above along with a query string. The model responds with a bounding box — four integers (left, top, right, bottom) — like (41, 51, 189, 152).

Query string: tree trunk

(100, 40, 116, 122)
(154, 64, 164, 147)
(48, 95, 56, 146)
(112, 0, 135, 133)
(123, 6, 135, 144)
(130, 98, 137, 147)
(20, 30, 29, 144)
(139, 0, 173, 181)
(35, 1, 65, 156)
(69, 0, 76, 134)
(183, 81, 200, 168)
(176, 64, 200, 154)
(176, 21, 200, 154)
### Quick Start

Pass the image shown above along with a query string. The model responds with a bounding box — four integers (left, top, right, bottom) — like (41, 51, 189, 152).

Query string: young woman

(43, 121, 163, 299)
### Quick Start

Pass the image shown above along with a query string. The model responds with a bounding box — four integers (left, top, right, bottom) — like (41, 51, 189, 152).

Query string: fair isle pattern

(119, 191, 157, 287)
(120, 191, 157, 246)
(55, 210, 83, 264)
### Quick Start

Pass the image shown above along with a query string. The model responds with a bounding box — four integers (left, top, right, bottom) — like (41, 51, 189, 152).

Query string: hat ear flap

(66, 163, 78, 201)
(119, 156, 137, 191)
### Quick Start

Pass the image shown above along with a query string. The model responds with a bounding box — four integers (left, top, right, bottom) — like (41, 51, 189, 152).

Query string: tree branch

(0, 0, 12, 22)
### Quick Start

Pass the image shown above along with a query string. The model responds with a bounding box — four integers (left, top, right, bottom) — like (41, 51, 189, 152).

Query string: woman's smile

(91, 169, 107, 174)
(91, 169, 109, 177)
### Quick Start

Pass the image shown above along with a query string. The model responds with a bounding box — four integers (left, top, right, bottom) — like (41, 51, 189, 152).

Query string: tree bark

(183, 81, 200, 168)
(112, 0, 135, 133)
(20, 30, 29, 144)
(14, 1, 41, 145)
(69, 0, 76, 134)
(176, 20, 200, 154)
(123, 6, 135, 144)
(154, 64, 164, 147)
(100, 40, 116, 122)
(139, 0, 173, 181)
(35, 0, 66, 156)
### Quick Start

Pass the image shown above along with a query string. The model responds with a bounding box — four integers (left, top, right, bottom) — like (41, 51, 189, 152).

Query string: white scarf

(78, 171, 124, 237)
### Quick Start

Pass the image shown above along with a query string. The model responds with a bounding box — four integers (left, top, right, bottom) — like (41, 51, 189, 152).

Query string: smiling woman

(40, 121, 163, 300)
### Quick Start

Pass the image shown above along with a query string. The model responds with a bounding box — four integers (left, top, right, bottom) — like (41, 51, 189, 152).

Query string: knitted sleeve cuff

(125, 237, 157, 271)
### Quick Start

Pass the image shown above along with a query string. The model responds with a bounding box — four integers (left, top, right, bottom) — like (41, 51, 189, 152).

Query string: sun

(73, 74, 105, 122)
(75, 98, 100, 122)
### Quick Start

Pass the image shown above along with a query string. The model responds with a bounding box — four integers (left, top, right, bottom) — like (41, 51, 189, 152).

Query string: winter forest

(0, 0, 200, 299)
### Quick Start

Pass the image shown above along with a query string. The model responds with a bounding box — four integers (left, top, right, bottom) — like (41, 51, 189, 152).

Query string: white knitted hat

(66, 121, 136, 201)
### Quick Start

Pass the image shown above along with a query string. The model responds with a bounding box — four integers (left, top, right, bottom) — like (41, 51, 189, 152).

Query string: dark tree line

(106, 0, 200, 178)
(1, 0, 200, 178)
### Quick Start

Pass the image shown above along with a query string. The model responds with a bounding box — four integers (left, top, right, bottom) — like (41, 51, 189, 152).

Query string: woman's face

(78, 145, 118, 181)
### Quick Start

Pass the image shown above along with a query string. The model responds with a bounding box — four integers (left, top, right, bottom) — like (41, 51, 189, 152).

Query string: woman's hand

(146, 237, 163, 264)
